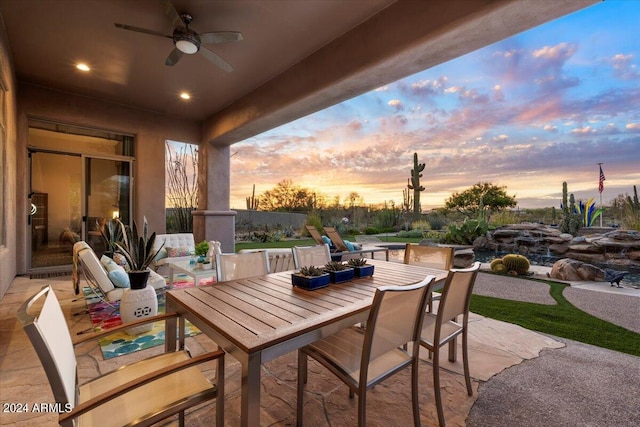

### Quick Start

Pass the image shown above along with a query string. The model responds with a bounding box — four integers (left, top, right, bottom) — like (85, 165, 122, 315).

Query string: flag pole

(597, 163, 604, 228)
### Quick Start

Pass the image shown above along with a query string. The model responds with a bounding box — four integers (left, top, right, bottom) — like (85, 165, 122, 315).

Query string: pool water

(385, 248, 640, 287)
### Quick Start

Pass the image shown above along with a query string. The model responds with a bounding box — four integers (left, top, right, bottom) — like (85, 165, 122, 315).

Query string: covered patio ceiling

(1, 0, 599, 146)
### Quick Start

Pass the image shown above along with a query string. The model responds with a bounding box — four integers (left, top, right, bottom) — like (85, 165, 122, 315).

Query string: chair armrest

(73, 312, 180, 342)
(59, 349, 225, 424)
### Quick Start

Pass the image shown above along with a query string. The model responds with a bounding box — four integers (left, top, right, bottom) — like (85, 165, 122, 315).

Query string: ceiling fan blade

(165, 48, 183, 66)
(114, 23, 171, 38)
(199, 31, 244, 44)
(160, 0, 183, 27)
(199, 46, 234, 72)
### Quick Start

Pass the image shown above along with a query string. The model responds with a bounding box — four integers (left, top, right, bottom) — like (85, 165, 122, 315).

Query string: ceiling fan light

(176, 39, 198, 54)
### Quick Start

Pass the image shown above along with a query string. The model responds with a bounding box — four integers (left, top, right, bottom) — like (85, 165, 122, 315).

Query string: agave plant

(114, 217, 163, 271)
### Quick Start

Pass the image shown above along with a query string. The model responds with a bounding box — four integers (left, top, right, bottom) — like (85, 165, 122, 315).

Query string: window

(165, 140, 198, 233)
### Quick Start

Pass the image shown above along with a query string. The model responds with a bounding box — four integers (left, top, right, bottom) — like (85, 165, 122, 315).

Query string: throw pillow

(165, 246, 192, 257)
(101, 255, 130, 288)
(108, 268, 130, 288)
(100, 255, 119, 272)
(344, 240, 355, 251)
(154, 247, 167, 261)
(321, 236, 332, 246)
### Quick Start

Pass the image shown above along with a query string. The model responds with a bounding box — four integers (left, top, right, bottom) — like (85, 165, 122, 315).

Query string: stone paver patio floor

(0, 274, 565, 426)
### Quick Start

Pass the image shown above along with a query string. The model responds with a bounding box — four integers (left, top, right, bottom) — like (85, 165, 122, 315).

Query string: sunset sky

(229, 1, 639, 211)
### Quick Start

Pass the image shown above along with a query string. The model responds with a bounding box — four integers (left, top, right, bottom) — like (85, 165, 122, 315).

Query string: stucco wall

(14, 84, 202, 274)
(0, 14, 17, 300)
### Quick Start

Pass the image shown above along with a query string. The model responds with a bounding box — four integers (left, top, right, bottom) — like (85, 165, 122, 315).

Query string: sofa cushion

(101, 255, 130, 288)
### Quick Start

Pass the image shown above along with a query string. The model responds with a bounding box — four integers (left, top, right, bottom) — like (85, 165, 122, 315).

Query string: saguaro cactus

(246, 184, 259, 210)
(403, 179, 413, 213)
(407, 153, 425, 219)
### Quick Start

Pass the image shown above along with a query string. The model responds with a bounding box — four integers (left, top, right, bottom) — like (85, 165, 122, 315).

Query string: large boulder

(453, 248, 475, 268)
(550, 258, 605, 282)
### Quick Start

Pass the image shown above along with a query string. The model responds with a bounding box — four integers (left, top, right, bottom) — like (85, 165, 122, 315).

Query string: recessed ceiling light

(180, 92, 191, 100)
(76, 63, 90, 72)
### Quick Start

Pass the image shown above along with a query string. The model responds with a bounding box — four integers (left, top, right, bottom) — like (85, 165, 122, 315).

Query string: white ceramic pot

(120, 286, 158, 335)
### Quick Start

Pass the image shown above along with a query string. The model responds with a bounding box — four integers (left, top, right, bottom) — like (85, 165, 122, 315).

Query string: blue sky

(230, 1, 640, 210)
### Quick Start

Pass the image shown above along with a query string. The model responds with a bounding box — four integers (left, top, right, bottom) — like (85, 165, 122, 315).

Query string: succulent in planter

(324, 260, 355, 283)
(114, 217, 164, 289)
(347, 258, 375, 277)
(292, 265, 330, 289)
(347, 258, 368, 267)
(324, 261, 348, 271)
(298, 265, 326, 277)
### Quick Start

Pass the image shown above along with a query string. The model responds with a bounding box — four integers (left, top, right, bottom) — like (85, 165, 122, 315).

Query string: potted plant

(347, 258, 375, 277)
(194, 240, 209, 264)
(292, 266, 330, 290)
(201, 259, 213, 270)
(98, 218, 126, 259)
(323, 260, 355, 283)
(114, 217, 164, 289)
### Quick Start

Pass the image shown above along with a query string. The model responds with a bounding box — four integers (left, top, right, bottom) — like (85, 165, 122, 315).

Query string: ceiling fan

(114, 0, 243, 72)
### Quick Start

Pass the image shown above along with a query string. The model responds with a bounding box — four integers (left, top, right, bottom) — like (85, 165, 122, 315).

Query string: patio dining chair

(297, 275, 436, 426)
(404, 243, 454, 312)
(216, 250, 271, 281)
(403, 244, 454, 270)
(419, 262, 480, 427)
(18, 285, 225, 427)
(292, 244, 332, 269)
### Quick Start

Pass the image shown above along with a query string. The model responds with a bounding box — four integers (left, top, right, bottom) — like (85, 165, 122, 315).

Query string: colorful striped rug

(85, 275, 213, 359)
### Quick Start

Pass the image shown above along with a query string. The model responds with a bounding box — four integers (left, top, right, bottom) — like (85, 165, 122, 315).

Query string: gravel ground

(467, 338, 640, 427)
(473, 272, 556, 305)
(469, 271, 640, 427)
(564, 286, 640, 333)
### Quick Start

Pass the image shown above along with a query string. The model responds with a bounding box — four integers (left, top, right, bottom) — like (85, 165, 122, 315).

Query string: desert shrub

(422, 230, 444, 243)
(489, 210, 519, 227)
(411, 220, 431, 231)
(397, 229, 425, 238)
(442, 219, 488, 245)
(305, 213, 324, 236)
(425, 213, 447, 231)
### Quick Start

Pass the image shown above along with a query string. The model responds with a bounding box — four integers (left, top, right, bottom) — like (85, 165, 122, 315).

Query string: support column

(193, 143, 236, 252)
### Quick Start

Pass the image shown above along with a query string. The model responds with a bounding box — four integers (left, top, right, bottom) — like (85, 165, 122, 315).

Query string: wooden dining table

(164, 258, 448, 427)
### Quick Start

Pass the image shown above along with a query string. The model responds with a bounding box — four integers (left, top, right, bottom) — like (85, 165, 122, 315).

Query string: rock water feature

(473, 223, 640, 283)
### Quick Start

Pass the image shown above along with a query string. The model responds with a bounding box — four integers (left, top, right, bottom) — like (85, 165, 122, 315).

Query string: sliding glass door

(85, 157, 131, 255)
(29, 151, 83, 269)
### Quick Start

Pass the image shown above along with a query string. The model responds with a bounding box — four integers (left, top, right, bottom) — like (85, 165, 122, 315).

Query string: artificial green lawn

(235, 239, 640, 357)
(470, 280, 640, 357)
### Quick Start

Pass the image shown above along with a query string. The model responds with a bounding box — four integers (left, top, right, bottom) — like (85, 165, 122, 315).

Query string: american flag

(599, 165, 605, 193)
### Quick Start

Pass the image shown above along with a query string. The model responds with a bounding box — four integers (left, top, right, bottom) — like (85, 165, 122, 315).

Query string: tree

(165, 142, 198, 232)
(259, 179, 317, 212)
(444, 182, 516, 217)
